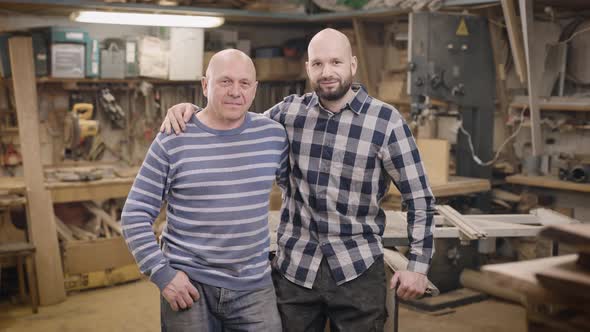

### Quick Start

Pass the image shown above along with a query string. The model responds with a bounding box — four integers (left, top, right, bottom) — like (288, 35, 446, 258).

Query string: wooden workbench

(0, 176, 134, 203)
(383, 176, 491, 209)
(506, 174, 590, 193)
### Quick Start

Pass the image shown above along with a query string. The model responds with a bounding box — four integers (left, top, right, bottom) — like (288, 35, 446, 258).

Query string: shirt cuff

(150, 264, 177, 291)
(406, 254, 430, 275)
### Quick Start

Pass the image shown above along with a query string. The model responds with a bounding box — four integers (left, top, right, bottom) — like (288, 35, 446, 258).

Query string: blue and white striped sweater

(122, 111, 289, 291)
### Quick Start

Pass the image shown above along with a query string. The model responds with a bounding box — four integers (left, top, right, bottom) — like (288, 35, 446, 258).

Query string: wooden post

(518, 0, 544, 156)
(352, 18, 374, 95)
(501, 0, 527, 84)
(8, 36, 66, 305)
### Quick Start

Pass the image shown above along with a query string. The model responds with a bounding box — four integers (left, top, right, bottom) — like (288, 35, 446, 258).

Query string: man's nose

(321, 64, 333, 78)
(227, 83, 240, 97)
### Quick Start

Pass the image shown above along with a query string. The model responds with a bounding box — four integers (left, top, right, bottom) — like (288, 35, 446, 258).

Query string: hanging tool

(63, 103, 99, 159)
(99, 88, 126, 128)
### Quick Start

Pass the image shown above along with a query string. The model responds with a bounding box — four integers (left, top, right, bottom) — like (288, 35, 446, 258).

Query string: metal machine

(408, 12, 496, 180)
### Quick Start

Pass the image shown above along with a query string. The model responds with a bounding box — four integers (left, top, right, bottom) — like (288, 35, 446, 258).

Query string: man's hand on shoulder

(160, 103, 195, 135)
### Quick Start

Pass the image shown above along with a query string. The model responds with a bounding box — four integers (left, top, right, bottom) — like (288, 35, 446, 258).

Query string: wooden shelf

(506, 174, 590, 193)
(510, 96, 590, 112)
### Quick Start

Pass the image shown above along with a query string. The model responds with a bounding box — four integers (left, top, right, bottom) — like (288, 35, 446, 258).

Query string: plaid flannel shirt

(265, 84, 436, 289)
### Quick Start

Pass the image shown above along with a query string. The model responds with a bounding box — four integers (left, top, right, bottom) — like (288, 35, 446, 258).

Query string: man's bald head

(205, 48, 256, 81)
(308, 28, 353, 60)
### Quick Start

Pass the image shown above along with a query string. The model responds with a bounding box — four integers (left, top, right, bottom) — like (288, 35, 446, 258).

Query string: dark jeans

(272, 256, 388, 332)
(161, 280, 282, 332)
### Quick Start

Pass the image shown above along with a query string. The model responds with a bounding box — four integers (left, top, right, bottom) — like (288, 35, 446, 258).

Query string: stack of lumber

(470, 223, 590, 332)
(54, 202, 122, 242)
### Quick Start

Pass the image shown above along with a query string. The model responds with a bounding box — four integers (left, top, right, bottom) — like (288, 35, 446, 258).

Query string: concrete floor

(0, 279, 526, 332)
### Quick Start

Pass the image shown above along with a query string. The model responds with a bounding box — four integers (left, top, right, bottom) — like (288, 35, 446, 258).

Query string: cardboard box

(168, 27, 204, 80)
(62, 237, 136, 275)
(254, 57, 303, 80)
(138, 36, 168, 79)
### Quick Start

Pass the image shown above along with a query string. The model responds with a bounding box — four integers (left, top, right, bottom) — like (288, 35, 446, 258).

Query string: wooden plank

(8, 36, 66, 305)
(460, 268, 524, 304)
(387, 176, 490, 199)
(501, 0, 527, 84)
(436, 205, 487, 240)
(481, 254, 582, 304)
(518, 0, 544, 156)
(416, 139, 449, 185)
(511, 96, 590, 112)
(536, 261, 590, 299)
(538, 224, 590, 252)
(506, 174, 590, 193)
(83, 203, 123, 235)
(352, 18, 374, 95)
(531, 208, 581, 226)
(63, 238, 135, 275)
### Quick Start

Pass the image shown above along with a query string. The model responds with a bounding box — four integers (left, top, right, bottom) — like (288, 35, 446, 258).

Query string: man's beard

(313, 76, 352, 101)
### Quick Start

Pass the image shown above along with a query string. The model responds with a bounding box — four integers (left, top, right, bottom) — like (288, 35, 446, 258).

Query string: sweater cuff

(150, 265, 177, 291)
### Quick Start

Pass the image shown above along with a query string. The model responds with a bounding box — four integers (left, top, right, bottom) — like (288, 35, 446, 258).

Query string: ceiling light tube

(71, 10, 224, 28)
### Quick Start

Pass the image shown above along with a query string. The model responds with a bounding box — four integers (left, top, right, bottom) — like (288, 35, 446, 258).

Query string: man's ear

(351, 56, 358, 77)
(252, 81, 259, 96)
(201, 77, 208, 96)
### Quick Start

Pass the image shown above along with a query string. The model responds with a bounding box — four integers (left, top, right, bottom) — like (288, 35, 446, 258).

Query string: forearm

(405, 196, 436, 274)
(121, 203, 176, 290)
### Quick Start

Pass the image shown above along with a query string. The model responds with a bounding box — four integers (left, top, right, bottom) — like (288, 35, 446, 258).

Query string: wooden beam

(501, 0, 527, 84)
(518, 0, 544, 156)
(8, 36, 66, 305)
(83, 202, 123, 235)
(436, 205, 487, 240)
(506, 174, 590, 193)
(352, 18, 374, 95)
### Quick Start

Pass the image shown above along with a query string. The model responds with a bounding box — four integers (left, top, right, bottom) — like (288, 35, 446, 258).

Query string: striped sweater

(121, 111, 289, 291)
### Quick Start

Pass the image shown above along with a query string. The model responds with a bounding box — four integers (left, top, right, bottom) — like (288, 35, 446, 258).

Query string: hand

(159, 103, 195, 135)
(390, 270, 428, 300)
(161, 271, 200, 311)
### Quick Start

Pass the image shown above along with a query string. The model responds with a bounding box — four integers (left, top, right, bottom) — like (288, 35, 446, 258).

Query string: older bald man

(161, 29, 436, 332)
(122, 49, 287, 332)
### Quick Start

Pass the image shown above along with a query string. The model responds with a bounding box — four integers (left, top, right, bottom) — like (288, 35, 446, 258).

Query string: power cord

(457, 106, 527, 167)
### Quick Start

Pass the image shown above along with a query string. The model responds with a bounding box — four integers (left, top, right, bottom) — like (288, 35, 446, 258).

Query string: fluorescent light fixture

(71, 10, 224, 28)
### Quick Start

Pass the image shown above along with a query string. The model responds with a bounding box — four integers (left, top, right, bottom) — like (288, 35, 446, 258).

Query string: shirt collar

(307, 83, 369, 115)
